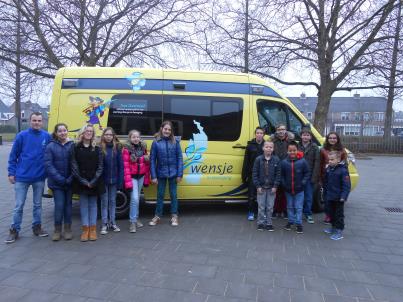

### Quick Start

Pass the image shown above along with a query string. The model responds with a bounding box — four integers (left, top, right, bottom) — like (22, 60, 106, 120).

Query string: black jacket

(242, 139, 264, 183)
(71, 143, 105, 195)
(252, 155, 281, 189)
(271, 132, 295, 160)
(298, 142, 320, 183)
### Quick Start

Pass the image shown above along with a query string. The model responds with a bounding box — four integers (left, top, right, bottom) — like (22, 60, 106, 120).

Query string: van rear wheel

(312, 185, 325, 213)
(115, 190, 130, 219)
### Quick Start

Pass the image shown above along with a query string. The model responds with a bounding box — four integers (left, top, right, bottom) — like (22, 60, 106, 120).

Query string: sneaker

(149, 216, 160, 226)
(266, 225, 274, 232)
(5, 229, 18, 244)
(247, 212, 255, 221)
(283, 223, 292, 231)
(170, 215, 179, 227)
(32, 225, 48, 237)
(282, 212, 288, 220)
(323, 228, 334, 235)
(100, 225, 108, 235)
(129, 223, 136, 233)
(271, 212, 277, 219)
(257, 224, 265, 231)
(330, 230, 344, 241)
(136, 220, 144, 228)
(110, 224, 120, 232)
(306, 216, 314, 224)
(296, 225, 303, 234)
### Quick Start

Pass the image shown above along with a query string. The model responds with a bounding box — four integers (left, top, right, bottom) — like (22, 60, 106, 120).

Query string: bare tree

(0, 0, 203, 78)
(198, 0, 399, 134)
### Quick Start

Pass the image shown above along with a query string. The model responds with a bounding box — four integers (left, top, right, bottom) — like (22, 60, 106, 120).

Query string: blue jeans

(285, 191, 304, 226)
(130, 177, 144, 223)
(53, 189, 72, 225)
(155, 177, 178, 217)
(79, 194, 97, 226)
(101, 184, 117, 225)
(303, 182, 314, 217)
(11, 181, 45, 232)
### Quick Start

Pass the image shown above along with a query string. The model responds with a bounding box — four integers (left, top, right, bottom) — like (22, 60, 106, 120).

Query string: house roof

(8, 101, 48, 116)
(288, 96, 388, 113)
(0, 99, 14, 120)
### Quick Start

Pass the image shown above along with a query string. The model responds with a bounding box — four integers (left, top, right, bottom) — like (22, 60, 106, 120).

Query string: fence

(341, 135, 403, 154)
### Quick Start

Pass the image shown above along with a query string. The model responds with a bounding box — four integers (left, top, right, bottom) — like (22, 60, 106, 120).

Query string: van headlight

(347, 152, 356, 165)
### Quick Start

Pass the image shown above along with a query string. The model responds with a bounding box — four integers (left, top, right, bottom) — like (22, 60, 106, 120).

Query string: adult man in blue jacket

(5, 112, 51, 243)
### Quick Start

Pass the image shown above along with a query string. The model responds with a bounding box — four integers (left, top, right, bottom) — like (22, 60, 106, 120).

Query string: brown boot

(52, 225, 62, 241)
(89, 225, 97, 241)
(80, 226, 89, 242)
(64, 224, 73, 240)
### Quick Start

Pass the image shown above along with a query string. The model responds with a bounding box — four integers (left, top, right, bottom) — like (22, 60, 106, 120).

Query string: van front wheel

(312, 185, 325, 213)
(115, 190, 130, 219)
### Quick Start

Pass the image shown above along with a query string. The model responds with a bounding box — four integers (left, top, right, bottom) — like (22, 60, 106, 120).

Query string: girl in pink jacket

(122, 130, 150, 233)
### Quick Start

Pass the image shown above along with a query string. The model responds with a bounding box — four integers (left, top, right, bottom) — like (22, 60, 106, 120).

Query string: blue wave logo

(126, 72, 146, 91)
(184, 120, 208, 184)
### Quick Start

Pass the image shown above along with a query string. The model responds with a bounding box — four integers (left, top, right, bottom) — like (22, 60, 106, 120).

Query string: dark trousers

(329, 200, 344, 230)
(274, 187, 287, 214)
(247, 179, 257, 213)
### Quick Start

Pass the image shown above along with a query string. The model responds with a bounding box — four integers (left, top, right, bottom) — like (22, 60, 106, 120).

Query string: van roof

(58, 67, 283, 98)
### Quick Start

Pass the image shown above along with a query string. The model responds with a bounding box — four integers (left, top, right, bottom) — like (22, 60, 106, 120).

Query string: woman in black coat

(71, 124, 104, 242)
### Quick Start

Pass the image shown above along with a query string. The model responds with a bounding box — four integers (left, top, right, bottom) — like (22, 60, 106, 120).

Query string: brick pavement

(0, 143, 403, 302)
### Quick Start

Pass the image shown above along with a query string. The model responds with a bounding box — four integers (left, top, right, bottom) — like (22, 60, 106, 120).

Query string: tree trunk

(314, 85, 333, 135)
(384, 1, 401, 139)
(243, 0, 249, 73)
(15, 0, 22, 133)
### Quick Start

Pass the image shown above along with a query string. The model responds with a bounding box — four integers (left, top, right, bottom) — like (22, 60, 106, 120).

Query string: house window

(21, 111, 25, 118)
(354, 113, 360, 121)
(374, 112, 384, 121)
(307, 112, 312, 119)
(363, 112, 370, 121)
(344, 125, 360, 136)
(341, 112, 349, 121)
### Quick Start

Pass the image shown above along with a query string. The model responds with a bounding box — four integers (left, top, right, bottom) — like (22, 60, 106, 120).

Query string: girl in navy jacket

(44, 123, 74, 241)
(100, 127, 124, 235)
(149, 121, 183, 227)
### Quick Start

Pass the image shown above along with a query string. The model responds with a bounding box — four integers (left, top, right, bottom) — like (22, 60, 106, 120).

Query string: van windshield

(257, 100, 303, 139)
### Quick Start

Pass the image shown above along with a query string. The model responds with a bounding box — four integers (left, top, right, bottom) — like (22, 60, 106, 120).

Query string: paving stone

(194, 278, 227, 296)
(50, 278, 91, 295)
(314, 266, 346, 281)
(215, 267, 245, 283)
(286, 263, 316, 277)
(207, 295, 248, 302)
(0, 271, 39, 287)
(366, 284, 403, 302)
(244, 270, 274, 286)
(273, 274, 304, 290)
(304, 277, 338, 295)
(333, 280, 372, 299)
(257, 287, 289, 302)
(18, 290, 60, 302)
(324, 294, 358, 302)
(225, 282, 257, 300)
(78, 280, 117, 299)
(52, 294, 88, 302)
(0, 285, 31, 301)
(290, 289, 323, 302)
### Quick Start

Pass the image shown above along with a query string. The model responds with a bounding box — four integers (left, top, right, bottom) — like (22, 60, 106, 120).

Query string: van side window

(257, 100, 303, 137)
(107, 94, 162, 135)
(163, 96, 243, 141)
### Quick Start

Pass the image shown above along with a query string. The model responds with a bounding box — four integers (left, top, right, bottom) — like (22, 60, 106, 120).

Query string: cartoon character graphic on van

(83, 96, 111, 130)
(184, 120, 208, 184)
(126, 72, 146, 91)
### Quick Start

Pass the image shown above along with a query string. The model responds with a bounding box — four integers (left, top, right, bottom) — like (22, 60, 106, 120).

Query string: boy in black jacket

(242, 127, 265, 221)
(323, 151, 351, 240)
(252, 141, 281, 231)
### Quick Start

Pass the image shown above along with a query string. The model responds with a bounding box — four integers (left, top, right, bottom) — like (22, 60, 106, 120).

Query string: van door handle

(232, 144, 246, 149)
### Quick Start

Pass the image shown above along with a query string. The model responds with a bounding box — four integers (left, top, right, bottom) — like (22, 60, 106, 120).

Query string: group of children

(244, 125, 351, 240)
(42, 120, 182, 242)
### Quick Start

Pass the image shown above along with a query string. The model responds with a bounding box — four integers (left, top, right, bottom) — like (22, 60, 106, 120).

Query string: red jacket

(122, 143, 150, 190)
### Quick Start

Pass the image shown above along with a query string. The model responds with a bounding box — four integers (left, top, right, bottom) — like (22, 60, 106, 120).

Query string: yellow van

(49, 67, 359, 217)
